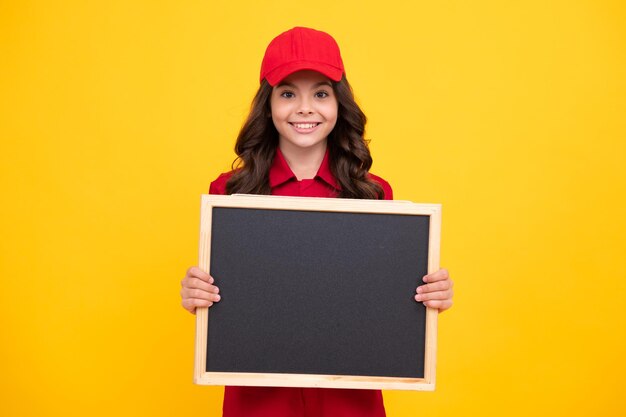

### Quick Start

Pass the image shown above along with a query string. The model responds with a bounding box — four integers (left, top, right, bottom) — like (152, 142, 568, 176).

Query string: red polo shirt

(208, 148, 393, 417)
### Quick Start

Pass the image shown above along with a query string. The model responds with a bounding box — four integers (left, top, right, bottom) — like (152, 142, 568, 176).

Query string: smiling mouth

(289, 122, 321, 129)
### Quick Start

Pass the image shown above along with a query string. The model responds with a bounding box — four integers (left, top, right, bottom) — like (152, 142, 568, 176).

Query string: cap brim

(265, 61, 344, 86)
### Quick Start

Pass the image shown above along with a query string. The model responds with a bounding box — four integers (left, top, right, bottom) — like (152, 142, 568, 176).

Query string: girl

(180, 27, 454, 417)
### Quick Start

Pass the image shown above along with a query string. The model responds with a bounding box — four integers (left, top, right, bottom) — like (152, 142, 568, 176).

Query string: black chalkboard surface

(194, 195, 441, 391)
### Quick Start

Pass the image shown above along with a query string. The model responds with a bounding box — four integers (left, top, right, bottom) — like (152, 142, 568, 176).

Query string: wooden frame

(194, 194, 441, 391)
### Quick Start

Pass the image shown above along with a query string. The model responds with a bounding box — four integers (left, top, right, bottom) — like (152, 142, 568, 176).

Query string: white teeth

(292, 123, 318, 129)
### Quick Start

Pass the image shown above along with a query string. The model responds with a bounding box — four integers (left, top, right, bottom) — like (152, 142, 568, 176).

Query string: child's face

(270, 70, 338, 154)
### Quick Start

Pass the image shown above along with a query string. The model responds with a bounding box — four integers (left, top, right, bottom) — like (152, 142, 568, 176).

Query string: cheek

(269, 101, 290, 122)
(269, 94, 282, 120)
(326, 98, 339, 117)
(325, 103, 339, 126)
(270, 107, 289, 134)
(269, 108, 280, 129)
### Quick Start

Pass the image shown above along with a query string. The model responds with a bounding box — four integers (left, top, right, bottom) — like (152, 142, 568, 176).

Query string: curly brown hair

(225, 76, 384, 199)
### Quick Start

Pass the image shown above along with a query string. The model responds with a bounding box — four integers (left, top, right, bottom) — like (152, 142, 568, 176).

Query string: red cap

(260, 27, 345, 86)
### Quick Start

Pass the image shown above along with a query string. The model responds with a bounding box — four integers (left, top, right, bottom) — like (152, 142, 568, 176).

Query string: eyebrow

(276, 81, 333, 89)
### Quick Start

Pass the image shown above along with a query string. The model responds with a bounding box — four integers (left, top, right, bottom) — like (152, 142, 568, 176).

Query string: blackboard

(194, 195, 440, 391)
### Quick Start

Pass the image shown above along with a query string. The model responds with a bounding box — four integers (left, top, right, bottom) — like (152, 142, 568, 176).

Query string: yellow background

(1, 1, 625, 416)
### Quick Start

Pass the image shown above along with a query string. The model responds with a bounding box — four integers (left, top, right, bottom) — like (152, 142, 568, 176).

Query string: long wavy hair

(225, 76, 384, 199)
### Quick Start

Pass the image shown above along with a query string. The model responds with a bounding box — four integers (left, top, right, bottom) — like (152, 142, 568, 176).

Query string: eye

(280, 91, 295, 98)
(315, 91, 330, 99)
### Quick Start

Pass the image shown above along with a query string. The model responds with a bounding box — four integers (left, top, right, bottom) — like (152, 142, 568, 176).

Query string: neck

(278, 140, 328, 180)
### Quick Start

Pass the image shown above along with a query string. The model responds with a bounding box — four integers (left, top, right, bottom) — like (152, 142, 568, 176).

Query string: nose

(296, 96, 314, 115)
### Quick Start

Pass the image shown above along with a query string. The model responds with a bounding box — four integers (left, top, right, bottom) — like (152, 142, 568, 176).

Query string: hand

(415, 268, 453, 312)
(180, 266, 221, 314)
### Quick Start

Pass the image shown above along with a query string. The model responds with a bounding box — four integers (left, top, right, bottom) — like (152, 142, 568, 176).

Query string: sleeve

(368, 173, 394, 200)
(381, 179, 393, 201)
(208, 172, 232, 196)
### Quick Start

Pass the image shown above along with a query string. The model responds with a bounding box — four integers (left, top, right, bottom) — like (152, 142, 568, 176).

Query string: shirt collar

(269, 147, 340, 191)
(315, 148, 340, 190)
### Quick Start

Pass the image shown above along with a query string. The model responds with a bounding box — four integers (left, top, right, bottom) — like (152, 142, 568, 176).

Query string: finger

(414, 289, 453, 303)
(423, 299, 453, 312)
(183, 277, 219, 294)
(422, 268, 449, 283)
(182, 274, 215, 289)
(416, 280, 451, 294)
(186, 266, 212, 282)
(181, 298, 215, 314)
(181, 287, 221, 303)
